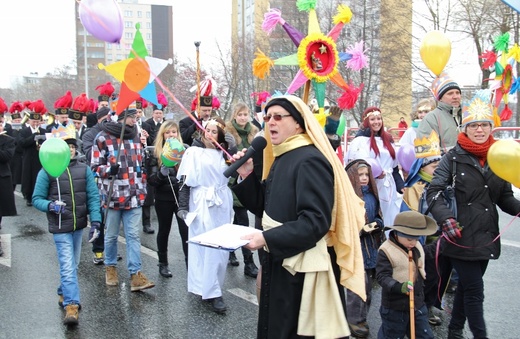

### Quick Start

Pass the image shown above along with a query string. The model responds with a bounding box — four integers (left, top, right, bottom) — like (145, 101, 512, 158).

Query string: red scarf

(457, 132, 496, 166)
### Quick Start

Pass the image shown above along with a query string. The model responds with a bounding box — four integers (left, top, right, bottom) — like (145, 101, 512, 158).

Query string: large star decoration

(253, 1, 366, 124)
(98, 23, 173, 115)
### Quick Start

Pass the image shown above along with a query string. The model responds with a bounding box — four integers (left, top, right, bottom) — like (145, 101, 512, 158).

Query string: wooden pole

(408, 249, 416, 339)
(302, 80, 311, 105)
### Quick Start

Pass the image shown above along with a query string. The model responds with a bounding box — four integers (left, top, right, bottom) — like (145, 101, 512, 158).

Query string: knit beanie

(431, 73, 461, 100)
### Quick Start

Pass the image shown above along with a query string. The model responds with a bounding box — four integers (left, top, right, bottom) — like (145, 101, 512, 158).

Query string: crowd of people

(1, 71, 519, 339)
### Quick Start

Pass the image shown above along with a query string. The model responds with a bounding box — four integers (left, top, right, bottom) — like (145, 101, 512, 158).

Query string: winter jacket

(416, 101, 461, 153)
(32, 158, 102, 233)
(427, 144, 520, 260)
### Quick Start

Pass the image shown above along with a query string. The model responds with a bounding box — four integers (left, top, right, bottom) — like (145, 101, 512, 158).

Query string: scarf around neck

(101, 121, 137, 140)
(457, 132, 495, 166)
(272, 134, 313, 157)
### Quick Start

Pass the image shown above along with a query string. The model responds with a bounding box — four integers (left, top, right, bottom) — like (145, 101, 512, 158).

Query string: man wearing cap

(91, 108, 155, 292)
(179, 92, 214, 146)
(82, 107, 111, 163)
(232, 95, 366, 338)
(8, 101, 24, 191)
(417, 72, 462, 153)
(17, 100, 47, 206)
(46, 91, 72, 133)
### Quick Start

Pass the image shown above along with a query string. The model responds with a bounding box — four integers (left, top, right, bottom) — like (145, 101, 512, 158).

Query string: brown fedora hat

(385, 211, 437, 237)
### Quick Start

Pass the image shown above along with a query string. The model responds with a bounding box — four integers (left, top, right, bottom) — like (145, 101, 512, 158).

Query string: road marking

(227, 287, 258, 305)
(0, 234, 12, 267)
(502, 239, 520, 248)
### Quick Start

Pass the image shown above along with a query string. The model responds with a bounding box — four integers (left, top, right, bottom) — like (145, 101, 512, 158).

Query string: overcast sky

(0, 0, 231, 88)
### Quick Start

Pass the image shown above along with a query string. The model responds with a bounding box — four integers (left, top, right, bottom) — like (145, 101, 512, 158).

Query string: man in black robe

(232, 95, 365, 338)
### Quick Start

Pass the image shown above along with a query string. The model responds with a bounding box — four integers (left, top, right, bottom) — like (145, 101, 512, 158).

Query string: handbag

(422, 161, 457, 218)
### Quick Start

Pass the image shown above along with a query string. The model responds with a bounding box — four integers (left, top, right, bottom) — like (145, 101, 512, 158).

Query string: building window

(125, 32, 133, 39)
(137, 11, 142, 18)
(146, 33, 151, 40)
(147, 44, 152, 51)
(146, 22, 151, 29)
(107, 43, 112, 49)
(124, 10, 132, 17)
(125, 21, 133, 28)
(117, 54, 122, 60)
(146, 11, 151, 18)
(125, 43, 131, 50)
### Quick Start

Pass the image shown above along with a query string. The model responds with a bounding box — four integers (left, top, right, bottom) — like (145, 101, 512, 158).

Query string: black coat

(179, 113, 199, 146)
(0, 134, 17, 216)
(18, 126, 46, 199)
(232, 145, 337, 339)
(7, 127, 23, 185)
(428, 144, 520, 260)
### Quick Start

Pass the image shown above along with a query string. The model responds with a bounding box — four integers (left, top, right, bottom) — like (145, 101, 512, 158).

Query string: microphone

(223, 136, 267, 178)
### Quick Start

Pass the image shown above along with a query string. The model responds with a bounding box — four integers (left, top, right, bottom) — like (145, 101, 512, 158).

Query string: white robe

(346, 136, 402, 227)
(177, 146, 233, 299)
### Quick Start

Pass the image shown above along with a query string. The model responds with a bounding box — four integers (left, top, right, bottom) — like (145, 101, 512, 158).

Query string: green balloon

(336, 114, 346, 136)
(39, 138, 71, 178)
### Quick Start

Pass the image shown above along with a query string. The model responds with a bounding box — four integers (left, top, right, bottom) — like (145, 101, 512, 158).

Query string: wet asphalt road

(0, 189, 519, 338)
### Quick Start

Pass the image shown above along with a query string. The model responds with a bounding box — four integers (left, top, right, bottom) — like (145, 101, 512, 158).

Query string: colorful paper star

(98, 23, 173, 114)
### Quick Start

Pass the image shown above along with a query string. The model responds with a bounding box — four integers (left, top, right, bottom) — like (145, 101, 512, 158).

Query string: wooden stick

(408, 249, 415, 339)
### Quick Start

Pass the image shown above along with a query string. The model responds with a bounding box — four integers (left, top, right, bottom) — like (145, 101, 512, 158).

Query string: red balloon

(397, 144, 416, 172)
(79, 0, 123, 43)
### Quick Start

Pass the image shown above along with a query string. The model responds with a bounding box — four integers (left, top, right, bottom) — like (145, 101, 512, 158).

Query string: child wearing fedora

(376, 211, 440, 339)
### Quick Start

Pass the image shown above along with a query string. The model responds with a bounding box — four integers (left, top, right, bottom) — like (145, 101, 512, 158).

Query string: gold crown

(48, 123, 76, 141)
(413, 130, 441, 159)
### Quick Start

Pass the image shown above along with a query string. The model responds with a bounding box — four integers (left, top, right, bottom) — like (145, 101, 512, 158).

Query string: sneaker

(348, 322, 369, 338)
(63, 304, 79, 325)
(105, 266, 119, 286)
(130, 271, 155, 292)
(93, 252, 104, 265)
(58, 295, 64, 308)
(143, 224, 155, 234)
(428, 307, 442, 326)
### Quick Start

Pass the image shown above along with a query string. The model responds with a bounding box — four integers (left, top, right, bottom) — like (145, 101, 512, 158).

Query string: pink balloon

(364, 158, 383, 178)
(397, 144, 416, 172)
(79, 0, 123, 44)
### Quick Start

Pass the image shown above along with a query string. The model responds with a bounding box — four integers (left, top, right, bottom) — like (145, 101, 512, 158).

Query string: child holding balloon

(32, 127, 101, 326)
(146, 120, 188, 276)
(344, 159, 385, 338)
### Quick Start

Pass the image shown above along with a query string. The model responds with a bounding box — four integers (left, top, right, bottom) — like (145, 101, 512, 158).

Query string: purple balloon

(79, 0, 123, 44)
(397, 144, 416, 172)
(364, 158, 383, 178)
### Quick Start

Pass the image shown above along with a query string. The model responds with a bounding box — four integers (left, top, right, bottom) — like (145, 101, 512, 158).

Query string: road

(1, 189, 519, 338)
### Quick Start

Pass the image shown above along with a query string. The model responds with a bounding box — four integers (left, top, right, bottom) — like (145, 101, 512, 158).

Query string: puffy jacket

(427, 144, 520, 260)
(32, 158, 102, 233)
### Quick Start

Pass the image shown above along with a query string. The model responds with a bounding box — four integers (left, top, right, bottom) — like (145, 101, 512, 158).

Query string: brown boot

(130, 271, 155, 292)
(63, 304, 79, 325)
(105, 266, 119, 286)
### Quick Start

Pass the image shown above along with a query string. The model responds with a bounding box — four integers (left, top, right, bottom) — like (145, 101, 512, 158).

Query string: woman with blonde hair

(400, 98, 436, 147)
(147, 120, 189, 276)
(225, 102, 259, 277)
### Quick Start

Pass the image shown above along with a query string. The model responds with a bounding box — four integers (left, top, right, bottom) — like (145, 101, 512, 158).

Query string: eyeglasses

(466, 122, 492, 131)
(263, 114, 292, 122)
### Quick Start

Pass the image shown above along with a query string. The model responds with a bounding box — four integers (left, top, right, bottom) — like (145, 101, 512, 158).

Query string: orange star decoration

(253, 0, 366, 126)
(98, 23, 173, 115)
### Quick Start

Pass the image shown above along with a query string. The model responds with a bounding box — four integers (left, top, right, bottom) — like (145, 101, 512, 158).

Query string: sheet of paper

(184, 212, 197, 227)
(188, 223, 261, 251)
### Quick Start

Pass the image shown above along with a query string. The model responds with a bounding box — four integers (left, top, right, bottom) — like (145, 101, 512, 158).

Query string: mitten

(401, 281, 413, 294)
(49, 201, 66, 214)
(89, 222, 101, 243)
(442, 218, 462, 242)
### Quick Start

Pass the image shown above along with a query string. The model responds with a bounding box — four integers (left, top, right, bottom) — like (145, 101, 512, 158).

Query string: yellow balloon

(420, 31, 452, 76)
(488, 139, 520, 188)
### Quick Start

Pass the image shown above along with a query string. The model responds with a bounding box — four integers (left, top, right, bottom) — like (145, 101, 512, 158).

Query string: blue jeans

(104, 207, 142, 275)
(54, 229, 83, 307)
(378, 304, 434, 339)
